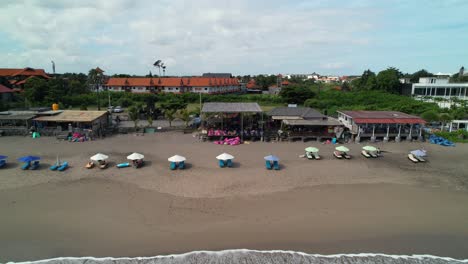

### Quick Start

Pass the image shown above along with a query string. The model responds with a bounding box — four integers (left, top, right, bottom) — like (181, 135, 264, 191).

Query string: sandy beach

(1, 133, 468, 262)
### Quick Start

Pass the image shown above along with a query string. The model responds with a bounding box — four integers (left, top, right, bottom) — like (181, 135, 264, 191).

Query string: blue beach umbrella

(264, 155, 280, 162)
(0, 155, 7, 160)
(18, 156, 41, 162)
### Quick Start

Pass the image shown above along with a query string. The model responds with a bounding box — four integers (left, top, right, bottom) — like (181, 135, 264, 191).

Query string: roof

(0, 84, 13, 93)
(202, 73, 232, 78)
(33, 110, 108, 123)
(202, 103, 262, 113)
(105, 77, 239, 87)
(268, 107, 326, 119)
(283, 118, 342, 126)
(0, 114, 36, 120)
(0, 68, 50, 78)
(339, 111, 425, 124)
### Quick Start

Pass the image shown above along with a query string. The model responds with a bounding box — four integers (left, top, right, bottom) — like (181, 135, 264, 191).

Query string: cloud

(0, 0, 378, 74)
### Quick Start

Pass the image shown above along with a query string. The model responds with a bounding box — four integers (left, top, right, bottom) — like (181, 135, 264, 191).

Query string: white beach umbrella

(90, 153, 109, 161)
(168, 155, 186, 162)
(216, 153, 234, 160)
(127, 153, 145, 160)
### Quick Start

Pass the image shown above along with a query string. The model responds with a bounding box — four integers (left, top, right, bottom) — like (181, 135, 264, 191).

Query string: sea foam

(9, 249, 468, 264)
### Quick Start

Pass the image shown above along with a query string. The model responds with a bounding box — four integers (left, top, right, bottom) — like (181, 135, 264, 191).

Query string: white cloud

(0, 0, 378, 75)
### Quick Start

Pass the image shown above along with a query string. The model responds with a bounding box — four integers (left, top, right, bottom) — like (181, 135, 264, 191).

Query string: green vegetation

(434, 130, 468, 143)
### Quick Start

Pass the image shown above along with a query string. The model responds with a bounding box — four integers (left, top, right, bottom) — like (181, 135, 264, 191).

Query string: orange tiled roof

(0, 67, 50, 78)
(105, 77, 239, 87)
(0, 84, 13, 93)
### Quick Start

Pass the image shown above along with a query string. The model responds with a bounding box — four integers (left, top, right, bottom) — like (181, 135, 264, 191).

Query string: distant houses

(0, 67, 50, 90)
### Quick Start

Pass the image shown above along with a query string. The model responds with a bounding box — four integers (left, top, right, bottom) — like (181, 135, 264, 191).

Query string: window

(436, 88, 445, 96)
(415, 88, 425, 95)
(451, 88, 459, 96)
(176, 88, 179, 90)
(205, 88, 208, 90)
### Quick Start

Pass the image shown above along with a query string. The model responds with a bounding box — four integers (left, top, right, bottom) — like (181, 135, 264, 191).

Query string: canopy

(168, 155, 186, 162)
(411, 149, 427, 157)
(305, 147, 319, 153)
(264, 155, 279, 161)
(90, 153, 109, 161)
(18, 156, 40, 162)
(335, 146, 350, 152)
(216, 153, 234, 160)
(0, 155, 7, 160)
(127, 153, 145, 160)
(363, 146, 378, 152)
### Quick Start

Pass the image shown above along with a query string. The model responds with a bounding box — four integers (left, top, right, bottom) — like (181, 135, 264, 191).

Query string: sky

(0, 0, 467, 76)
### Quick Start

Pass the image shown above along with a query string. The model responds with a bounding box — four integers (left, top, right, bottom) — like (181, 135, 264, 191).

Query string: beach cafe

(33, 110, 109, 138)
(337, 110, 426, 143)
(267, 106, 343, 142)
(201, 102, 264, 142)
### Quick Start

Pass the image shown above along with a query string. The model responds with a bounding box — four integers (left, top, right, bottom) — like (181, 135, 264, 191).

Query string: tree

(128, 105, 139, 130)
(177, 109, 191, 127)
(160, 96, 187, 112)
(279, 84, 316, 104)
(341, 81, 351, 92)
(410, 69, 433, 83)
(87, 68, 104, 110)
(439, 113, 452, 131)
(421, 110, 439, 123)
(147, 115, 153, 127)
(351, 70, 376, 91)
(376, 67, 402, 93)
(24, 77, 49, 105)
(68, 80, 88, 95)
(164, 109, 176, 127)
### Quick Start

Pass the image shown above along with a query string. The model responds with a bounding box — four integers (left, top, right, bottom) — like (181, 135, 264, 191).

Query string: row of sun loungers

(306, 152, 320, 160)
(170, 161, 185, 170)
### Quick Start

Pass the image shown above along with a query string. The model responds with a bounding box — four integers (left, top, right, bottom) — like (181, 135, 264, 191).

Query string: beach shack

(337, 110, 426, 142)
(201, 102, 263, 141)
(0, 112, 36, 136)
(267, 106, 343, 142)
(33, 110, 109, 138)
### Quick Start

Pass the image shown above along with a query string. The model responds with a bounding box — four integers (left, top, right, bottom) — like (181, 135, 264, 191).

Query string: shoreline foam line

(9, 249, 468, 263)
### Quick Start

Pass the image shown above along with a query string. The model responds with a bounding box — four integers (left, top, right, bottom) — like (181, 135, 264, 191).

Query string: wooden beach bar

(337, 110, 426, 143)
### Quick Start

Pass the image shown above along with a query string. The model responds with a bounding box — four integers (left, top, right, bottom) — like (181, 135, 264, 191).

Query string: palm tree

(128, 106, 139, 130)
(164, 109, 176, 127)
(439, 113, 452, 132)
(178, 109, 191, 127)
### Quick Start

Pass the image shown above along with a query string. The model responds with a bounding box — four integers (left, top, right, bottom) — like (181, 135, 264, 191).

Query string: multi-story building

(102, 77, 241, 94)
(412, 77, 468, 108)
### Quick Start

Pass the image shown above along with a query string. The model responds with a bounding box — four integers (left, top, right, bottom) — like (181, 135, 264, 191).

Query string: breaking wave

(9, 249, 468, 264)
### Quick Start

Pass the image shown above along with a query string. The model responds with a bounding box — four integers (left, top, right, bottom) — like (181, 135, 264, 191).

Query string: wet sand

(0, 134, 468, 261)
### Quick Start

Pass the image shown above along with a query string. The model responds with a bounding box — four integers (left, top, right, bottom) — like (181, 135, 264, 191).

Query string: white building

(412, 77, 468, 108)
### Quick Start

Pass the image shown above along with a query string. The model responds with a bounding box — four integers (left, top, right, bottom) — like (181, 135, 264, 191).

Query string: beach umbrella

(168, 155, 186, 162)
(216, 153, 234, 160)
(363, 146, 378, 152)
(17, 156, 41, 162)
(90, 153, 109, 161)
(127, 153, 145, 160)
(411, 149, 427, 157)
(0, 155, 7, 160)
(264, 155, 279, 161)
(335, 146, 350, 152)
(305, 147, 319, 153)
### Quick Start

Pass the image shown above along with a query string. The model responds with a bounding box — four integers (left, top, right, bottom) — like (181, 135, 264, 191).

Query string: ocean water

(9, 250, 468, 264)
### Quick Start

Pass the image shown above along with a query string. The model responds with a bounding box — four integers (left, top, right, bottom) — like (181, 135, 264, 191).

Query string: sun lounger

(178, 161, 185, 169)
(117, 162, 130, 168)
(85, 162, 94, 169)
(170, 162, 177, 170)
(21, 162, 30, 170)
(306, 152, 313, 160)
(57, 162, 68, 171)
(312, 152, 321, 160)
(369, 151, 378, 158)
(218, 160, 225, 168)
(343, 152, 351, 159)
(408, 154, 419, 163)
(273, 160, 280, 170)
(227, 159, 233, 167)
(0, 160, 6, 168)
(333, 151, 343, 159)
(265, 160, 272, 170)
(415, 155, 426, 162)
(50, 162, 59, 170)
(30, 161, 40, 170)
(361, 150, 371, 158)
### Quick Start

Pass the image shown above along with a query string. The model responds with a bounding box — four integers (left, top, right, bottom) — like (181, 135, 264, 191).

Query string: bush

(435, 130, 468, 143)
